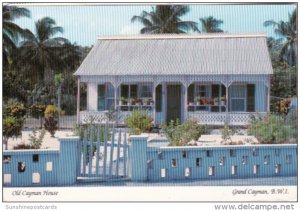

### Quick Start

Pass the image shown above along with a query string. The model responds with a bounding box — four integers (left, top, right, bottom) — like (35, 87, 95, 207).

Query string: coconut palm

(131, 5, 198, 34)
(199, 16, 224, 33)
(264, 9, 297, 66)
(3, 5, 30, 67)
(18, 17, 71, 84)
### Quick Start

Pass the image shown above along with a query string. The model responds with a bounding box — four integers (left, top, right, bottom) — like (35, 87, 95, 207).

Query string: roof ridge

(97, 32, 267, 40)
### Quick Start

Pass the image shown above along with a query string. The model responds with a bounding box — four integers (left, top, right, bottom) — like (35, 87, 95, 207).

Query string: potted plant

(220, 96, 226, 106)
(136, 98, 142, 106)
(188, 100, 194, 106)
(130, 97, 138, 106)
(147, 98, 154, 106)
(194, 97, 201, 106)
(214, 98, 219, 106)
(200, 98, 206, 105)
(120, 97, 128, 106)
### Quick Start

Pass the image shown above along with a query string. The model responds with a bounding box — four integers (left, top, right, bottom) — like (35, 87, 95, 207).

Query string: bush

(29, 104, 46, 119)
(3, 116, 23, 142)
(221, 123, 237, 140)
(4, 99, 27, 118)
(161, 119, 207, 146)
(248, 114, 294, 144)
(274, 98, 291, 114)
(13, 143, 32, 150)
(44, 105, 60, 137)
(28, 128, 46, 149)
(44, 116, 58, 137)
(44, 105, 59, 118)
(125, 110, 153, 135)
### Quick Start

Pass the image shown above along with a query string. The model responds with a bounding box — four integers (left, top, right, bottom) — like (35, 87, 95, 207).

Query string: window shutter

(156, 85, 162, 112)
(188, 84, 194, 102)
(211, 84, 219, 98)
(130, 84, 138, 98)
(247, 84, 255, 112)
(97, 85, 105, 111)
(121, 85, 129, 98)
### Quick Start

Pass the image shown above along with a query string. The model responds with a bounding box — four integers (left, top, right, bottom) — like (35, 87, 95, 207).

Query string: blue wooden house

(74, 33, 273, 126)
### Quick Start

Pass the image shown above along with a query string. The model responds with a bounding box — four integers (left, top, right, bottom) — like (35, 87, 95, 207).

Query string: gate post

(57, 136, 80, 185)
(129, 135, 148, 182)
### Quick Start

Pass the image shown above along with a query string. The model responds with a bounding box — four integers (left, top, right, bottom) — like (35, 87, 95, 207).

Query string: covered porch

(76, 74, 269, 126)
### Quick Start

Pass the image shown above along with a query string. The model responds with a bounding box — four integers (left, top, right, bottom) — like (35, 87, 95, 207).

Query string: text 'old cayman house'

(74, 33, 273, 126)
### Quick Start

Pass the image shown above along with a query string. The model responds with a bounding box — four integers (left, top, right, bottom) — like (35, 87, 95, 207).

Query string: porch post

(267, 76, 270, 112)
(162, 82, 166, 124)
(114, 84, 118, 110)
(225, 84, 229, 124)
(152, 82, 156, 125)
(184, 83, 188, 121)
(76, 77, 80, 124)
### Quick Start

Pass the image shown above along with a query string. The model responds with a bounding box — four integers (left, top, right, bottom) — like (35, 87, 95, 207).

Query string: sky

(13, 3, 296, 47)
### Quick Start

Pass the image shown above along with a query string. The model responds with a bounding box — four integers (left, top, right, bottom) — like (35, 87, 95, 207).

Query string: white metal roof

(74, 33, 273, 76)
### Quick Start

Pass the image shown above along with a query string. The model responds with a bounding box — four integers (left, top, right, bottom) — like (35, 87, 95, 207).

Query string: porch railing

(79, 111, 109, 124)
(79, 109, 154, 125)
(188, 112, 267, 126)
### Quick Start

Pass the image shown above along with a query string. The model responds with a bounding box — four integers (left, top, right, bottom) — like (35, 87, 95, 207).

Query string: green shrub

(45, 105, 60, 118)
(13, 143, 32, 150)
(221, 123, 237, 140)
(3, 116, 23, 139)
(3, 116, 23, 150)
(29, 104, 46, 119)
(125, 110, 153, 135)
(4, 99, 27, 119)
(161, 119, 207, 146)
(28, 128, 46, 149)
(44, 116, 58, 137)
(248, 114, 294, 144)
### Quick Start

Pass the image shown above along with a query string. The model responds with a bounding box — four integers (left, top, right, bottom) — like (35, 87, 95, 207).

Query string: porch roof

(74, 33, 273, 76)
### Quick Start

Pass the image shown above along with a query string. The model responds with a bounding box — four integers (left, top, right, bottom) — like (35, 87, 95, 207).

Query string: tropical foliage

(264, 8, 297, 66)
(161, 119, 210, 146)
(3, 5, 30, 67)
(44, 105, 59, 137)
(248, 114, 296, 144)
(131, 5, 198, 34)
(199, 16, 224, 33)
(28, 128, 46, 149)
(3, 100, 27, 150)
(125, 110, 153, 135)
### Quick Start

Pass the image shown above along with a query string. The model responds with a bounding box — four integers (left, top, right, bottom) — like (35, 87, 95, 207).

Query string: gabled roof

(74, 33, 273, 76)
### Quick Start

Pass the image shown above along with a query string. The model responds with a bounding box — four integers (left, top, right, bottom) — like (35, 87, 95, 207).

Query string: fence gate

(76, 122, 129, 183)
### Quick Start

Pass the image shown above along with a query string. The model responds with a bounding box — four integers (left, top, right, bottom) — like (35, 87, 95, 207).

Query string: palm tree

(2, 5, 30, 67)
(199, 16, 224, 33)
(18, 17, 71, 84)
(131, 5, 198, 34)
(264, 9, 297, 66)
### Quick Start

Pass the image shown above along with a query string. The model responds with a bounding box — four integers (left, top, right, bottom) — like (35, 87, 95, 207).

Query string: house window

(98, 83, 115, 111)
(156, 85, 162, 112)
(97, 84, 105, 111)
(121, 83, 152, 100)
(247, 84, 255, 112)
(195, 85, 207, 98)
(105, 83, 115, 110)
(230, 85, 246, 112)
(140, 84, 152, 98)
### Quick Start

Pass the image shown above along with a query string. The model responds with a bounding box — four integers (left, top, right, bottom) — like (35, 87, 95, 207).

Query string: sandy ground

(6, 129, 75, 150)
(5, 128, 259, 150)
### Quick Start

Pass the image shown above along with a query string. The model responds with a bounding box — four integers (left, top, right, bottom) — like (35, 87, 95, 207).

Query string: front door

(167, 85, 181, 124)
